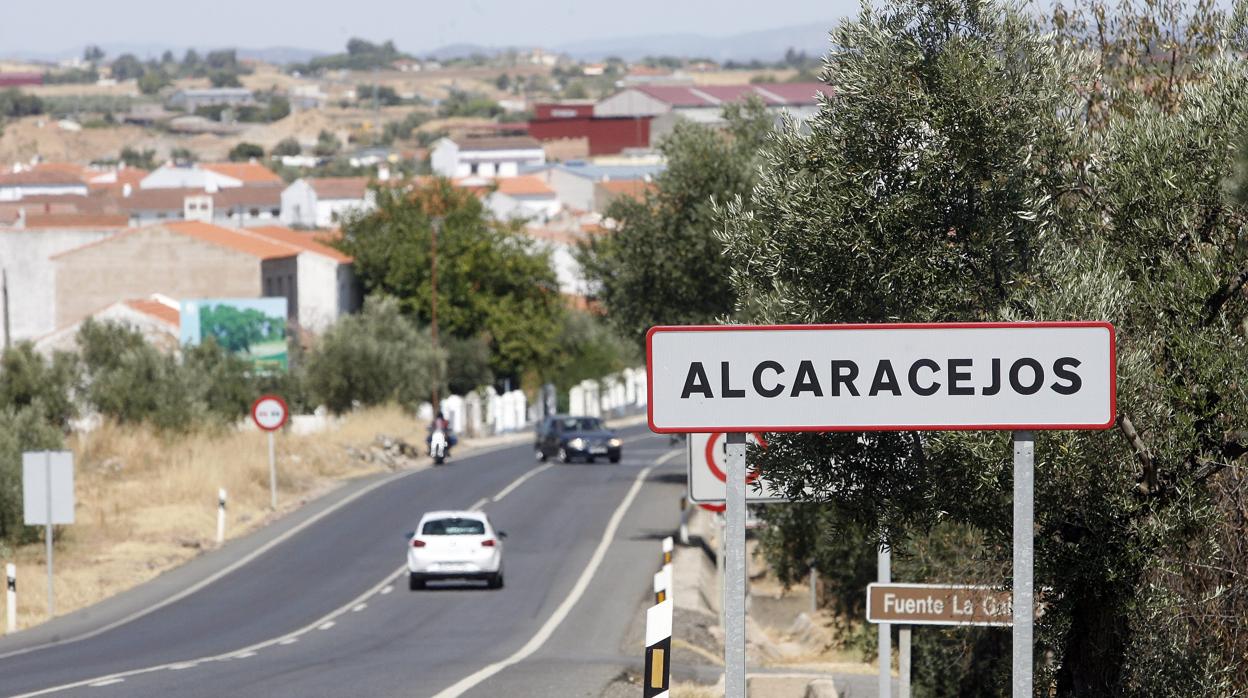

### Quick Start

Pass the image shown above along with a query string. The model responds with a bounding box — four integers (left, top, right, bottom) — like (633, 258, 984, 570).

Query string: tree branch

(1202, 267, 1248, 326)
(1117, 412, 1157, 495)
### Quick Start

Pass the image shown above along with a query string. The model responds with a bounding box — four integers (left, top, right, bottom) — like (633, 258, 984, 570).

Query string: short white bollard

(662, 536, 674, 565)
(6, 563, 16, 634)
(216, 488, 227, 546)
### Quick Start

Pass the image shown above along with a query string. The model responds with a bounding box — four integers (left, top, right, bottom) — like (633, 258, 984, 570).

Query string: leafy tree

(0, 89, 44, 118)
(0, 406, 62, 544)
(337, 178, 565, 383)
(305, 296, 444, 413)
(444, 335, 493, 395)
(198, 304, 283, 353)
(495, 73, 511, 91)
(228, 142, 265, 162)
(437, 90, 502, 118)
(357, 84, 401, 106)
(119, 146, 156, 169)
(110, 53, 144, 81)
(137, 69, 171, 95)
(83, 45, 105, 64)
(272, 137, 302, 157)
(170, 147, 196, 165)
(264, 95, 291, 121)
(548, 310, 639, 408)
(578, 99, 772, 348)
(0, 343, 78, 429)
(77, 319, 194, 430)
(563, 82, 589, 99)
(314, 129, 341, 157)
(181, 338, 254, 423)
(209, 71, 243, 88)
(715, 0, 1248, 694)
(181, 49, 202, 75)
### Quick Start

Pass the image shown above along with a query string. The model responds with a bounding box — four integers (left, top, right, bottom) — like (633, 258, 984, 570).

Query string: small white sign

(687, 432, 785, 504)
(647, 323, 1116, 433)
(22, 451, 75, 525)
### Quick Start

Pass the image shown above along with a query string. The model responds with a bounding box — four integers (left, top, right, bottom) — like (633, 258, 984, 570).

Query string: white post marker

(879, 545, 891, 698)
(662, 536, 674, 565)
(644, 598, 673, 698)
(22, 451, 73, 619)
(216, 488, 227, 546)
(1013, 431, 1034, 698)
(899, 626, 912, 698)
(724, 432, 747, 698)
(5, 562, 15, 634)
(251, 395, 289, 510)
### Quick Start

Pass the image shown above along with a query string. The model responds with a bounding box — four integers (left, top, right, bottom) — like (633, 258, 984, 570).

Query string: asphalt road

(0, 425, 686, 698)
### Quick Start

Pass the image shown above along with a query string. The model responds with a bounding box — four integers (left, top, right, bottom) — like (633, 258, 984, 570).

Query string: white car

(406, 511, 505, 590)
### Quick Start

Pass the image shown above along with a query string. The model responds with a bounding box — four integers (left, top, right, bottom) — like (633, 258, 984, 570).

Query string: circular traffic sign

(704, 432, 768, 484)
(251, 395, 289, 432)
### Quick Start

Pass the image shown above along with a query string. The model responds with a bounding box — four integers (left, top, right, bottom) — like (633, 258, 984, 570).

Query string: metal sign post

(724, 432, 747, 697)
(22, 451, 73, 619)
(44, 454, 52, 617)
(879, 545, 891, 698)
(899, 625, 912, 698)
(1013, 431, 1034, 698)
(251, 395, 289, 511)
(267, 431, 277, 510)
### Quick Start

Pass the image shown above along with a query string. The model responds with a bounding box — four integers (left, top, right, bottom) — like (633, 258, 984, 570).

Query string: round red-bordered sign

(251, 395, 289, 432)
(704, 432, 768, 484)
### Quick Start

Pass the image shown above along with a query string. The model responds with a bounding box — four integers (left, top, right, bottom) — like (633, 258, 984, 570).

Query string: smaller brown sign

(866, 583, 1013, 627)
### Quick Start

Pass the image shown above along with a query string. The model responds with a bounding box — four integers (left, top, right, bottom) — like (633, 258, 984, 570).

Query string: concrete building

(119, 185, 283, 228)
(528, 162, 665, 213)
(0, 169, 89, 201)
(595, 82, 829, 143)
(0, 223, 122, 342)
(485, 176, 561, 222)
(167, 88, 256, 112)
(248, 226, 359, 333)
(280, 177, 376, 229)
(34, 295, 181, 356)
(431, 136, 545, 179)
(50, 221, 298, 329)
(527, 102, 653, 156)
(140, 162, 282, 190)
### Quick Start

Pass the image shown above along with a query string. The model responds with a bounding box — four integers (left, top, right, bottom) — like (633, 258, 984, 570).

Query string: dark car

(535, 415, 622, 464)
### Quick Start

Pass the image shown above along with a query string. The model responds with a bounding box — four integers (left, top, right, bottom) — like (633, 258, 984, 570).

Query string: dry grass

(671, 681, 723, 697)
(3, 405, 424, 631)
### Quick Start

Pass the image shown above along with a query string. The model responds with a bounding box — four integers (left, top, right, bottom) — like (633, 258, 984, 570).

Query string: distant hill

(0, 44, 326, 65)
(554, 21, 835, 62)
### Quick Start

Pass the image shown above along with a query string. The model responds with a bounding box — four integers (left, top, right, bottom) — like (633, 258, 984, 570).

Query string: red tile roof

(23, 213, 130, 229)
(455, 135, 543, 151)
(124, 298, 180, 327)
(0, 170, 88, 187)
(632, 82, 830, 108)
(247, 225, 353, 263)
(596, 179, 656, 199)
(495, 175, 555, 198)
(200, 162, 283, 185)
(306, 177, 370, 200)
(164, 221, 298, 259)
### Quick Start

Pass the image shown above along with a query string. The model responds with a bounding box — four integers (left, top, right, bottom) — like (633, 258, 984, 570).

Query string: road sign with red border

(251, 395, 289, 432)
(647, 322, 1116, 433)
(687, 432, 785, 504)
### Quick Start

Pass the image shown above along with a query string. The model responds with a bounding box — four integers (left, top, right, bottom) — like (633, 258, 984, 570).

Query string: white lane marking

(352, 603, 367, 612)
(167, 663, 197, 670)
(380, 585, 393, 595)
(13, 435, 674, 698)
(0, 433, 549, 663)
(491, 462, 554, 502)
(467, 497, 490, 511)
(232, 651, 257, 659)
(87, 679, 123, 687)
(430, 461, 664, 698)
(317, 621, 335, 630)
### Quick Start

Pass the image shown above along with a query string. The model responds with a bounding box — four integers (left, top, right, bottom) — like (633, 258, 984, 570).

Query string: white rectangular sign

(687, 432, 785, 503)
(647, 323, 1116, 433)
(23, 451, 75, 525)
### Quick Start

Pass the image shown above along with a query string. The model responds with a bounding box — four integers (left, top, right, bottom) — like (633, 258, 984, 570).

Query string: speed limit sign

(686, 432, 785, 504)
(251, 395, 289, 432)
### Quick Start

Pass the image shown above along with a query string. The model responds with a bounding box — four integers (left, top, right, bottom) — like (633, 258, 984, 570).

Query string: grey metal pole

(2, 268, 10, 350)
(879, 544, 891, 698)
(899, 626, 911, 698)
(718, 514, 726, 630)
(724, 431, 747, 697)
(44, 452, 53, 618)
(809, 565, 818, 616)
(268, 431, 277, 510)
(1013, 431, 1034, 698)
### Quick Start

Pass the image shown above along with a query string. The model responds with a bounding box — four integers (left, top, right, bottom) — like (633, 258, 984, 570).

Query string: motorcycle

(430, 428, 450, 465)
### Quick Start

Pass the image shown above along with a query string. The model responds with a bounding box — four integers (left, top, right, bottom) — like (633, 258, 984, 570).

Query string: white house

(247, 226, 360, 333)
(485, 175, 561, 222)
(139, 162, 283, 190)
(0, 224, 121, 341)
(280, 177, 376, 229)
(35, 294, 181, 356)
(0, 170, 89, 201)
(528, 162, 664, 212)
(431, 136, 545, 179)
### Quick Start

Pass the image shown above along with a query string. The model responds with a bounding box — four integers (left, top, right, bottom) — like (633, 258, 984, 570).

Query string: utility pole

(430, 216, 442, 414)
(2, 268, 10, 350)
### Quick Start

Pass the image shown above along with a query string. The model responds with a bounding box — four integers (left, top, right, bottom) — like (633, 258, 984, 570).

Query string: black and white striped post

(653, 566, 671, 605)
(661, 536, 673, 565)
(643, 598, 673, 698)
(5, 563, 15, 634)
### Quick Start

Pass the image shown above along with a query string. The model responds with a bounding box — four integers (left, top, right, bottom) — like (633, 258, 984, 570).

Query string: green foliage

(272, 137, 303, 157)
(120, 146, 156, 169)
(337, 178, 565, 383)
(444, 335, 494, 396)
(578, 99, 773, 348)
(295, 38, 405, 74)
(170, 147, 196, 165)
(110, 53, 144, 81)
(380, 111, 429, 145)
(356, 84, 402, 106)
(437, 90, 502, 119)
(198, 304, 284, 353)
(137, 69, 171, 95)
(0, 406, 63, 545)
(548, 310, 640, 405)
(43, 68, 100, 85)
(712, 0, 1248, 694)
(314, 129, 341, 157)
(0, 343, 78, 429)
(228, 142, 265, 162)
(305, 296, 444, 413)
(209, 71, 242, 88)
(0, 89, 44, 118)
(77, 319, 194, 430)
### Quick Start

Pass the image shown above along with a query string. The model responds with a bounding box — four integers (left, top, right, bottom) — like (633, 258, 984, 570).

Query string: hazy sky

(2, 0, 852, 56)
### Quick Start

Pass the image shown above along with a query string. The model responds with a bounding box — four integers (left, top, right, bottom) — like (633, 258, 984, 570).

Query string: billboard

(180, 298, 289, 371)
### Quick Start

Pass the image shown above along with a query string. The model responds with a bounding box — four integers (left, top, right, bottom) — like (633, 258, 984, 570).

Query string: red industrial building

(527, 102, 652, 156)
(0, 72, 44, 88)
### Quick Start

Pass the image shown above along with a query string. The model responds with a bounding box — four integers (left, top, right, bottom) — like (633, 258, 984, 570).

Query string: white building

(167, 88, 256, 112)
(528, 162, 664, 213)
(280, 177, 376, 229)
(595, 83, 829, 144)
(431, 136, 545, 179)
(247, 226, 360, 333)
(0, 224, 121, 341)
(0, 170, 89, 201)
(485, 176, 561, 222)
(139, 162, 283, 191)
